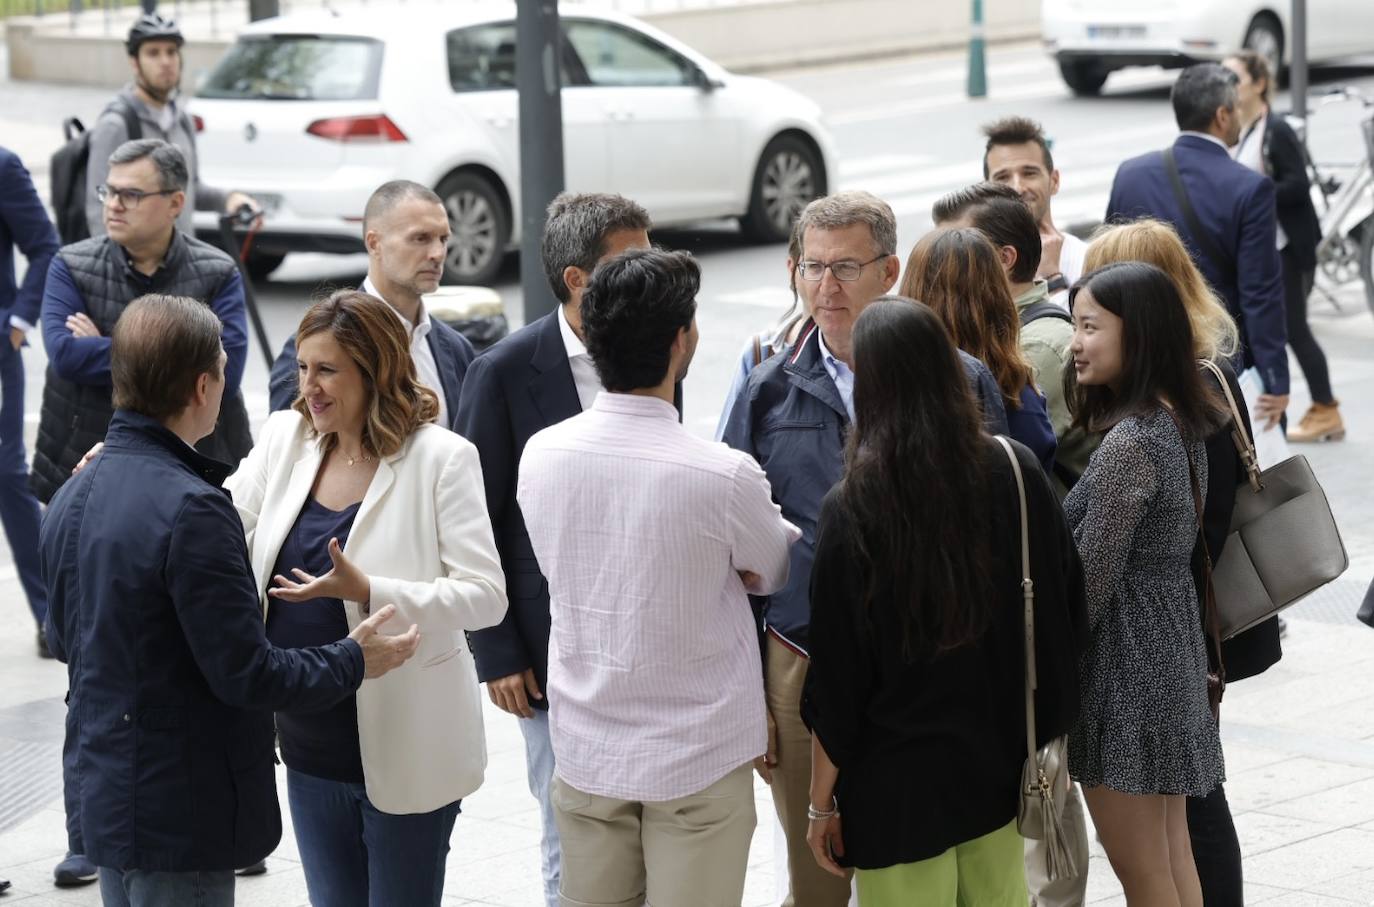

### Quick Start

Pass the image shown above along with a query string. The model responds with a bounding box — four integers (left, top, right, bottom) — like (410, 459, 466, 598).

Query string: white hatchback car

(1043, 0, 1374, 96)
(190, 3, 836, 283)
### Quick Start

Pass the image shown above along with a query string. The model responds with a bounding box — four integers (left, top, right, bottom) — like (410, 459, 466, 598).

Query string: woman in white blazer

(224, 290, 507, 907)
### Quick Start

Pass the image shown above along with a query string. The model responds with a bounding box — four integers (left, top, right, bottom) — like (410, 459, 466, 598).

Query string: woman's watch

(1046, 272, 1068, 293)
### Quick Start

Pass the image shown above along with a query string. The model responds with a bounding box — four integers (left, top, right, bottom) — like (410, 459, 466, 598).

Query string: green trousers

(855, 820, 1028, 907)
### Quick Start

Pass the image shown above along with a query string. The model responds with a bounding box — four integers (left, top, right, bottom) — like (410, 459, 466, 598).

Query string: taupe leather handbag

(1201, 360, 1348, 638)
(995, 436, 1079, 883)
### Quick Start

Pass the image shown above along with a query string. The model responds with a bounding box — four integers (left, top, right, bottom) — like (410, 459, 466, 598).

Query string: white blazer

(224, 410, 507, 814)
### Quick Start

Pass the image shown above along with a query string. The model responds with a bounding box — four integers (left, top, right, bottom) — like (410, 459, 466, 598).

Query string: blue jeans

(286, 767, 460, 907)
(0, 341, 45, 626)
(519, 708, 562, 907)
(98, 868, 234, 907)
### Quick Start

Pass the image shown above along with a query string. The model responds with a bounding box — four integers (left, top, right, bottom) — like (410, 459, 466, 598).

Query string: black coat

(801, 437, 1087, 870)
(1260, 110, 1322, 270)
(454, 311, 683, 700)
(268, 310, 475, 429)
(1199, 360, 1282, 682)
(41, 411, 363, 872)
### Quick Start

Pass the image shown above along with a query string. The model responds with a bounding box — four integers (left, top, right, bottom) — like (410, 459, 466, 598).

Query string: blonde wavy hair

(1084, 219, 1240, 362)
(291, 289, 440, 458)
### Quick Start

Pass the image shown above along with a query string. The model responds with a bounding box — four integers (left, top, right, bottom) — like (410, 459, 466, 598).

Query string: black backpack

(50, 100, 142, 244)
(1019, 299, 1072, 329)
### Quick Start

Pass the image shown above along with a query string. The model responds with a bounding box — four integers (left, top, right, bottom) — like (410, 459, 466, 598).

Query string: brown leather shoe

(1289, 401, 1345, 443)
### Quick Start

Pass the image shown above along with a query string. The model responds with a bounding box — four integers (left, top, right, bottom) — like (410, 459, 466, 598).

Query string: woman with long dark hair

(900, 227, 1058, 474)
(802, 297, 1085, 905)
(1063, 262, 1228, 905)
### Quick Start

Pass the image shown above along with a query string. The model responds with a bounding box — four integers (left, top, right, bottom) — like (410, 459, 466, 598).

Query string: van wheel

(1059, 59, 1109, 97)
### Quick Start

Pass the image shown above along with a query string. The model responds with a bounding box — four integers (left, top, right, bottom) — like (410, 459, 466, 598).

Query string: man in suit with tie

(1105, 62, 1289, 429)
(454, 192, 652, 907)
(269, 181, 475, 426)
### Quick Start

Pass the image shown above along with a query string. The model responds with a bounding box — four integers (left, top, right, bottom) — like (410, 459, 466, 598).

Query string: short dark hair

(112, 294, 223, 420)
(108, 139, 188, 193)
(580, 248, 698, 392)
(362, 180, 443, 236)
(541, 192, 653, 304)
(931, 182, 1041, 283)
(1171, 63, 1238, 133)
(981, 116, 1054, 178)
(1065, 261, 1226, 438)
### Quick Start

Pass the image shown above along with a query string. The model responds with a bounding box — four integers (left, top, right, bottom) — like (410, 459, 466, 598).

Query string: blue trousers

(98, 868, 234, 907)
(0, 341, 45, 626)
(286, 767, 460, 907)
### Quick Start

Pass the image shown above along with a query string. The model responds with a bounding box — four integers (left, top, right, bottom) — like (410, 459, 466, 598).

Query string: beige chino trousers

(552, 763, 756, 907)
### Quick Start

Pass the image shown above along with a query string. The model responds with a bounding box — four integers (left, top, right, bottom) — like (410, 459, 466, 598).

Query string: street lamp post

(516, 0, 566, 324)
(968, 0, 987, 98)
(1291, 0, 1309, 126)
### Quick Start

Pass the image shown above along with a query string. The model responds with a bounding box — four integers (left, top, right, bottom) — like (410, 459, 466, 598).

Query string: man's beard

(136, 64, 179, 104)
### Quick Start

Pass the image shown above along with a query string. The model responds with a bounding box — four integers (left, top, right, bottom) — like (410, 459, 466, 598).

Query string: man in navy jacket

(454, 192, 652, 907)
(1105, 62, 1289, 426)
(42, 294, 418, 906)
(0, 147, 58, 655)
(269, 181, 474, 424)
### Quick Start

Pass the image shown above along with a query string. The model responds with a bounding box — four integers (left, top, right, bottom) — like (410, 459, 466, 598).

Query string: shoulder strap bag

(1199, 360, 1348, 637)
(994, 435, 1079, 883)
(1163, 146, 1234, 277)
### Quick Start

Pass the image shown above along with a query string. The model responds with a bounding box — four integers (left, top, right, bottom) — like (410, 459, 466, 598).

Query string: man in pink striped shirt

(517, 248, 799, 907)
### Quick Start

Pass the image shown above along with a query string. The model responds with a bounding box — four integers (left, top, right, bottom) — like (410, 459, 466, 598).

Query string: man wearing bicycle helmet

(83, 13, 257, 241)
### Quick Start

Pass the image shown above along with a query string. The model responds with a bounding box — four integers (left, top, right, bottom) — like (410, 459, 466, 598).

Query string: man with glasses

(35, 137, 253, 888)
(721, 191, 1008, 907)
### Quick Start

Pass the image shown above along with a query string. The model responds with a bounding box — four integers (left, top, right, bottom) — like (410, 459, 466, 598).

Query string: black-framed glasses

(96, 185, 177, 208)
(796, 254, 888, 282)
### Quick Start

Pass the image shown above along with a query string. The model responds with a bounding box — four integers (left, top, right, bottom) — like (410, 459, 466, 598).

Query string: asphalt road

(4, 41, 1374, 441)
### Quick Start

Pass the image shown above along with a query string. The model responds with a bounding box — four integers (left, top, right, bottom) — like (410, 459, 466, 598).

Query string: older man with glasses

(34, 139, 254, 887)
(721, 191, 1009, 907)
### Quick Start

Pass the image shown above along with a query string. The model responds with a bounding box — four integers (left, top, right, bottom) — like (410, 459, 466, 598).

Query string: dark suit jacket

(0, 147, 59, 327)
(1106, 134, 1289, 395)
(454, 310, 682, 704)
(1260, 111, 1321, 269)
(268, 308, 475, 430)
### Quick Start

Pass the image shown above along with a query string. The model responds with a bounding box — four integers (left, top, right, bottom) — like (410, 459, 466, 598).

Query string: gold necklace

(339, 448, 371, 467)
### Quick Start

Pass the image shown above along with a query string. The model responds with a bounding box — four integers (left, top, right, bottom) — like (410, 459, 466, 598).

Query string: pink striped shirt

(517, 392, 799, 801)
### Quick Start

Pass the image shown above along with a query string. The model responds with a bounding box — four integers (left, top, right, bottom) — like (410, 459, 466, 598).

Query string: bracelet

(807, 798, 838, 821)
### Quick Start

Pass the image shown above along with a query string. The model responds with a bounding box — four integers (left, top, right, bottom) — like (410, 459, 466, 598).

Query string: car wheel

(1059, 59, 1109, 97)
(1243, 14, 1284, 84)
(436, 171, 509, 286)
(244, 250, 286, 282)
(741, 134, 824, 243)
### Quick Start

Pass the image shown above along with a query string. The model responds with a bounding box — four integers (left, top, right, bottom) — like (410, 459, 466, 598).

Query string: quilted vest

(30, 231, 253, 503)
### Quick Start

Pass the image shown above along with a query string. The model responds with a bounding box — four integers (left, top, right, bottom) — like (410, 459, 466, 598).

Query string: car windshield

(198, 35, 383, 100)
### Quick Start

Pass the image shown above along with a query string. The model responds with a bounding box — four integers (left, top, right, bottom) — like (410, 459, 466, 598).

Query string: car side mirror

(691, 65, 724, 93)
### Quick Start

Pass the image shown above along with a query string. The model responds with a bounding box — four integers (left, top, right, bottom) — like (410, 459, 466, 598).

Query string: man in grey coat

(84, 13, 257, 239)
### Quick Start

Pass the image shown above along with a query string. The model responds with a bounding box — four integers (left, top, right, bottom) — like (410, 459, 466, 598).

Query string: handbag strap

(994, 435, 1038, 764)
(1166, 410, 1228, 694)
(1198, 359, 1262, 492)
(1163, 146, 1233, 276)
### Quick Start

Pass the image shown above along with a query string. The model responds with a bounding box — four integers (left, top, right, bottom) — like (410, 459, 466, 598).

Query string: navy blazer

(454, 310, 683, 703)
(0, 147, 59, 328)
(1106, 134, 1289, 395)
(41, 411, 363, 872)
(269, 305, 476, 428)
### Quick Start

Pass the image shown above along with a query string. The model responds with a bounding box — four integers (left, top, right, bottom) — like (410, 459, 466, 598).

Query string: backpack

(1019, 299, 1073, 329)
(50, 99, 142, 244)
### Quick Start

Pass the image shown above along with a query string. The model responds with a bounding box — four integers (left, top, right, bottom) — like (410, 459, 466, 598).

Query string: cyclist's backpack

(50, 100, 142, 244)
(1019, 299, 1073, 329)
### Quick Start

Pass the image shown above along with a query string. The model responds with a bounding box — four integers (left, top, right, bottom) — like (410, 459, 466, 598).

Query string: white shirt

(1233, 115, 1290, 250)
(517, 393, 800, 801)
(816, 330, 855, 422)
(557, 303, 603, 412)
(362, 276, 448, 427)
(1051, 231, 1088, 308)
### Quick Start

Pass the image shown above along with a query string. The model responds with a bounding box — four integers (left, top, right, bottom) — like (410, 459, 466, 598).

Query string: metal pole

(248, 0, 278, 21)
(140, 0, 154, 12)
(1290, 0, 1308, 124)
(967, 0, 987, 98)
(516, 0, 565, 324)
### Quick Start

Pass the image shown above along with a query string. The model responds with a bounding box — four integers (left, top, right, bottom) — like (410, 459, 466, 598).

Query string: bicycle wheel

(1361, 213, 1374, 316)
